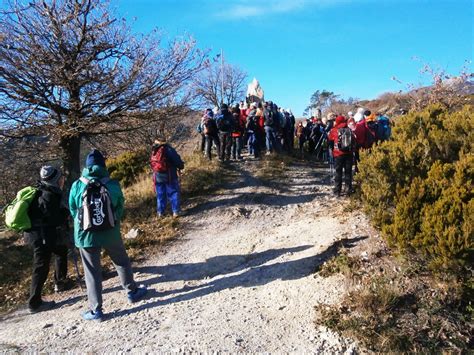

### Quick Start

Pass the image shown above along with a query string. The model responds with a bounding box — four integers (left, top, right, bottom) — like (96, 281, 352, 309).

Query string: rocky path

(0, 157, 374, 353)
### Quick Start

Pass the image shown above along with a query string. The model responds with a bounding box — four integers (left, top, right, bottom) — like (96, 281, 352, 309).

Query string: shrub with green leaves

(356, 105, 473, 271)
(107, 149, 149, 187)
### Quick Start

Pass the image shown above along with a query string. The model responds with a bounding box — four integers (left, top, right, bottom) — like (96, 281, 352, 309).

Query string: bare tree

(0, 0, 207, 186)
(193, 57, 247, 108)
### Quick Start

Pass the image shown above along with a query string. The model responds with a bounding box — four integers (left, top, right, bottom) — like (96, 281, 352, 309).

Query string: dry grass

(315, 247, 473, 352)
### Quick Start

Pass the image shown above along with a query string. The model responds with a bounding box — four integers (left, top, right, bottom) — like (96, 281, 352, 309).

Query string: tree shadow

(109, 236, 368, 319)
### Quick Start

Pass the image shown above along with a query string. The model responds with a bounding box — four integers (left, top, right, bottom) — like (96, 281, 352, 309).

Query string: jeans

(334, 154, 353, 192)
(264, 126, 275, 153)
(247, 131, 259, 157)
(205, 134, 220, 160)
(231, 136, 242, 159)
(155, 179, 181, 215)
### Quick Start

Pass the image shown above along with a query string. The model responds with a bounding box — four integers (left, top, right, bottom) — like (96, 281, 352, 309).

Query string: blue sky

(117, 0, 472, 115)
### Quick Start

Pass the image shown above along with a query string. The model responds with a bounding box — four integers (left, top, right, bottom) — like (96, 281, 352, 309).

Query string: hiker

(25, 166, 69, 313)
(375, 113, 391, 142)
(328, 116, 355, 196)
(231, 104, 244, 160)
(69, 149, 147, 321)
(263, 101, 277, 154)
(196, 113, 206, 154)
(256, 102, 266, 151)
(150, 137, 185, 217)
(201, 109, 220, 160)
(246, 102, 260, 158)
(215, 104, 234, 161)
(355, 110, 377, 150)
(295, 121, 306, 156)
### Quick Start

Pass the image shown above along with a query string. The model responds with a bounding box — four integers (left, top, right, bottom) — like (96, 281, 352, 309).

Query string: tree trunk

(59, 134, 81, 190)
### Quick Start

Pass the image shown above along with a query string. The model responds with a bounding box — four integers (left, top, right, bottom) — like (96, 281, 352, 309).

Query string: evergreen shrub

(107, 149, 149, 187)
(356, 105, 473, 271)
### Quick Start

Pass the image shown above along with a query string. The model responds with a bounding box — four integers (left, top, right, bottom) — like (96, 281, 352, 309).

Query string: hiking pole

(69, 246, 84, 292)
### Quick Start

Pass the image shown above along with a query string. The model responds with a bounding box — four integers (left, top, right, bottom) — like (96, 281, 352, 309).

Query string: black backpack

(337, 127, 353, 152)
(264, 109, 274, 126)
(79, 177, 115, 232)
(216, 113, 233, 132)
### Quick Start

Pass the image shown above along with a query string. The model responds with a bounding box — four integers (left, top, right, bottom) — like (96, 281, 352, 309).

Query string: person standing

(150, 138, 185, 217)
(69, 149, 147, 321)
(25, 166, 69, 313)
(328, 116, 355, 196)
(215, 104, 234, 161)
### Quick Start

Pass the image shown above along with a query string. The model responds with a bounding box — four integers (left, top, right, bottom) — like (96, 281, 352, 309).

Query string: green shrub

(107, 149, 149, 187)
(356, 105, 473, 271)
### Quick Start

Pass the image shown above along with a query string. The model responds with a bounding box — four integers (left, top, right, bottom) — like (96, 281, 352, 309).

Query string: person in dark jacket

(69, 150, 147, 321)
(25, 166, 69, 313)
(215, 104, 234, 161)
(152, 137, 185, 217)
(328, 116, 355, 196)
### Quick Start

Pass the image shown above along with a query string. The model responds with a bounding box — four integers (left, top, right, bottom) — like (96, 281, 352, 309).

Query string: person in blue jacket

(152, 137, 185, 217)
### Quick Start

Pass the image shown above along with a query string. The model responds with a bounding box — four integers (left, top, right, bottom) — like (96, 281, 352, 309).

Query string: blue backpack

(376, 116, 391, 141)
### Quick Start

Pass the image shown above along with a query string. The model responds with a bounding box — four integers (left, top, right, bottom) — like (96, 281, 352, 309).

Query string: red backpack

(150, 145, 168, 173)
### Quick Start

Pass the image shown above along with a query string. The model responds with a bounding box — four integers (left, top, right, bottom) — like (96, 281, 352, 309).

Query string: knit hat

(40, 165, 62, 187)
(85, 149, 106, 168)
(335, 116, 347, 125)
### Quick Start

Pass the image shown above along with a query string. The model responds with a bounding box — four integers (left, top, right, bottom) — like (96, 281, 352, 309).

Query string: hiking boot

(332, 188, 341, 197)
(127, 285, 148, 303)
(81, 309, 104, 322)
(172, 211, 181, 218)
(29, 300, 55, 314)
(157, 212, 163, 218)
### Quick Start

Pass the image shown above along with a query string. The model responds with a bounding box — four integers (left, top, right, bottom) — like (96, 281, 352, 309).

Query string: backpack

(78, 177, 115, 232)
(337, 127, 353, 152)
(216, 113, 233, 132)
(366, 121, 378, 147)
(150, 145, 168, 173)
(376, 116, 391, 141)
(202, 117, 216, 135)
(4, 186, 38, 231)
(296, 125, 304, 138)
(246, 116, 257, 131)
(264, 109, 274, 126)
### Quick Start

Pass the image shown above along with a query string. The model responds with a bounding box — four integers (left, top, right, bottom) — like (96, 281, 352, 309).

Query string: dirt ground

(0, 156, 378, 353)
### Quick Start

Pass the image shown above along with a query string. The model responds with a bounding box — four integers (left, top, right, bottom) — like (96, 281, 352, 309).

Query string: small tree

(304, 90, 339, 116)
(0, 0, 207, 186)
(193, 56, 247, 108)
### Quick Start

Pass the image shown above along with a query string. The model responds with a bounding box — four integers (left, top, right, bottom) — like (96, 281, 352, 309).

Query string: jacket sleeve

(328, 128, 337, 142)
(69, 181, 79, 219)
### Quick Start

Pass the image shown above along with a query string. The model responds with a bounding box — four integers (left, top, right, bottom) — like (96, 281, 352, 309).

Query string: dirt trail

(0, 157, 374, 353)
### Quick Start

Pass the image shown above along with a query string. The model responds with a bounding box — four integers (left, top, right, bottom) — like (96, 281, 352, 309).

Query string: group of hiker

(7, 139, 185, 321)
(197, 100, 296, 160)
(197, 102, 391, 196)
(6, 102, 391, 322)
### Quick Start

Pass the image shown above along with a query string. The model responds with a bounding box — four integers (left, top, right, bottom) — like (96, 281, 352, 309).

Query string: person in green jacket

(69, 149, 147, 321)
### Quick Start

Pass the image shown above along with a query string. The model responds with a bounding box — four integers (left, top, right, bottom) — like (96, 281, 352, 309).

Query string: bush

(107, 149, 149, 187)
(356, 105, 473, 271)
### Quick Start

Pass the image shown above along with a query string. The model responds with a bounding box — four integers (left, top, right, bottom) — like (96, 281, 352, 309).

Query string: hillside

(0, 158, 377, 353)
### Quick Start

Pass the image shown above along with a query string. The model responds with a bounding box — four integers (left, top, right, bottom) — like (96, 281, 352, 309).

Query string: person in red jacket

(328, 115, 355, 196)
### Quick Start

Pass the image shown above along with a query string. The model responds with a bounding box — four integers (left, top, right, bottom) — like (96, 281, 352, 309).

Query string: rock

(125, 228, 141, 239)
(42, 323, 53, 329)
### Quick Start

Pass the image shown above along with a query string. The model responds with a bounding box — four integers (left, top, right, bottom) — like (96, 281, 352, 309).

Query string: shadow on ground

(108, 235, 367, 319)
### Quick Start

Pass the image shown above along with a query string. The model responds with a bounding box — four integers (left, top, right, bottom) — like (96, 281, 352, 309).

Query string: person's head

(85, 149, 106, 168)
(154, 135, 167, 145)
(251, 102, 257, 109)
(40, 165, 64, 189)
(221, 103, 228, 111)
(348, 111, 354, 117)
(364, 110, 372, 117)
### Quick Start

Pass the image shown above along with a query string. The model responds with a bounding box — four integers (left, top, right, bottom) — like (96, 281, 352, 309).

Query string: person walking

(25, 166, 69, 313)
(150, 137, 185, 217)
(69, 149, 147, 321)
